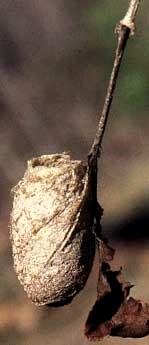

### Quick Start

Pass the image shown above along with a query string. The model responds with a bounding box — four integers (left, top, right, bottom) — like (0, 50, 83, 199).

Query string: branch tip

(88, 0, 141, 167)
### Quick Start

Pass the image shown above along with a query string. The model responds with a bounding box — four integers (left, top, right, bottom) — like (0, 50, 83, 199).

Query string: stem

(88, 0, 140, 167)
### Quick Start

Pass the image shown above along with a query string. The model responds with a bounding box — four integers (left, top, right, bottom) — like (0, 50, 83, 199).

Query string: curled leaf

(85, 239, 149, 340)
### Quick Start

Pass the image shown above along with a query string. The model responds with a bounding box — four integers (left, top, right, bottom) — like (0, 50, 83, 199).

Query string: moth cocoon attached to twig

(10, 153, 95, 306)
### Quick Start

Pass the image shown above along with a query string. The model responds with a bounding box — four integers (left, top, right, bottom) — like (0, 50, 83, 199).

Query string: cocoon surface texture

(10, 153, 95, 306)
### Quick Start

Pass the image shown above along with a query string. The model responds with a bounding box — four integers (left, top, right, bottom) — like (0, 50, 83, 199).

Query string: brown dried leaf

(111, 297, 149, 338)
(85, 239, 149, 341)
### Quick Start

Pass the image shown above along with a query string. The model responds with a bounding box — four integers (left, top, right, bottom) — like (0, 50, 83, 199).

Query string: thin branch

(88, 0, 140, 167)
(120, 0, 140, 33)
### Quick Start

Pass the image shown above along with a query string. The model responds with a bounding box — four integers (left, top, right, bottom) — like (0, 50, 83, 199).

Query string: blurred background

(0, 0, 148, 344)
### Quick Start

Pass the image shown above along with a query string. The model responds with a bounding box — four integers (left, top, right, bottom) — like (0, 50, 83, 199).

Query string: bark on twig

(85, 1, 149, 341)
(88, 0, 140, 167)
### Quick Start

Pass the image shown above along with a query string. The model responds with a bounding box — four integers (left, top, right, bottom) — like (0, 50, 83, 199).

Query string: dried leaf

(85, 239, 149, 340)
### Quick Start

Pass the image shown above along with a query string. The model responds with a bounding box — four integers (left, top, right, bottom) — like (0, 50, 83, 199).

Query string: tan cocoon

(10, 153, 95, 306)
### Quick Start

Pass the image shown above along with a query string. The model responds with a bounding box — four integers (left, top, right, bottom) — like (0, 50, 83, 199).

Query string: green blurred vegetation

(82, 0, 149, 117)
(0, 1, 148, 345)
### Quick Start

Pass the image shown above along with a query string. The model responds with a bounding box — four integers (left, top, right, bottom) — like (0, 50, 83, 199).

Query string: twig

(88, 0, 140, 167)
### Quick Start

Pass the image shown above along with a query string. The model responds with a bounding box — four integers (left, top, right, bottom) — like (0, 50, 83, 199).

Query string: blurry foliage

(0, 1, 148, 344)
(82, 0, 148, 118)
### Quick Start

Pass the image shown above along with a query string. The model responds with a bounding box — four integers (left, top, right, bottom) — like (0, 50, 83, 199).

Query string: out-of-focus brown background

(0, 1, 148, 344)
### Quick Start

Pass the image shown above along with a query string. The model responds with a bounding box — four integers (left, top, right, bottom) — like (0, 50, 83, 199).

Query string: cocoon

(10, 153, 95, 306)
